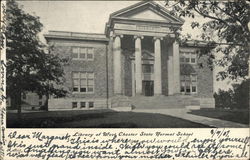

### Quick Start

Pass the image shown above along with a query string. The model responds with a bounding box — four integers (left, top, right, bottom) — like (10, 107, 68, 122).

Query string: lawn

(7, 109, 210, 128)
(188, 108, 249, 125)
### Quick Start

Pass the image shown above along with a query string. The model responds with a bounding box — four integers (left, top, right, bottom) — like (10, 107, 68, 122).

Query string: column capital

(113, 34, 124, 38)
(153, 36, 163, 41)
(134, 35, 144, 40)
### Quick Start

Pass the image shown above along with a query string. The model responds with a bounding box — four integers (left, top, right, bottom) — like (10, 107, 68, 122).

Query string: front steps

(110, 95, 132, 111)
(131, 95, 200, 109)
(110, 95, 201, 111)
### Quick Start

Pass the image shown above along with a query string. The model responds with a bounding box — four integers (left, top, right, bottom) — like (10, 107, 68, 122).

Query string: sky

(18, 1, 233, 92)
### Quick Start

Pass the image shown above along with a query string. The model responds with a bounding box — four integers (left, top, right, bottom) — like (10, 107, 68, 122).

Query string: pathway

(133, 108, 249, 128)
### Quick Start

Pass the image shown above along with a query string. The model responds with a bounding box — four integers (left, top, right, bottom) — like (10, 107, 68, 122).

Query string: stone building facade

(44, 1, 215, 110)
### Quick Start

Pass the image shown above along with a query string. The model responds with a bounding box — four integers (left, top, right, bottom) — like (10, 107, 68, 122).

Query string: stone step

(131, 95, 200, 109)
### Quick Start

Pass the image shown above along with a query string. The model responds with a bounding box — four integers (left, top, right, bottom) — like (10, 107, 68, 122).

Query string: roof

(44, 31, 109, 42)
(180, 40, 216, 48)
(105, 1, 185, 35)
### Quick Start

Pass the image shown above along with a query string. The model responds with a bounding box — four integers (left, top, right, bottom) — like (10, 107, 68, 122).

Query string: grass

(188, 108, 249, 124)
(7, 109, 210, 128)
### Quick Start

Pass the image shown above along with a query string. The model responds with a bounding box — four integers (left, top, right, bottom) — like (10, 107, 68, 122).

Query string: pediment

(110, 1, 184, 24)
(142, 50, 154, 59)
(130, 50, 154, 60)
(129, 9, 168, 21)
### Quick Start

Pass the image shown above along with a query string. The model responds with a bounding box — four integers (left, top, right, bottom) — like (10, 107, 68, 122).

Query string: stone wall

(48, 98, 108, 111)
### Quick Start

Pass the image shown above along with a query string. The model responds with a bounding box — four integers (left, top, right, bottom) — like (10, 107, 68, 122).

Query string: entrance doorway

(142, 80, 154, 96)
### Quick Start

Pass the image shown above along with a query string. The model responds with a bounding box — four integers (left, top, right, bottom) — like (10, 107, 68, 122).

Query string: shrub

(214, 79, 249, 110)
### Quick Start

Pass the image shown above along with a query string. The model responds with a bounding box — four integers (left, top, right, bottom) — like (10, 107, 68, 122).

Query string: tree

(232, 79, 249, 109)
(214, 79, 249, 109)
(6, 0, 67, 117)
(165, 0, 250, 80)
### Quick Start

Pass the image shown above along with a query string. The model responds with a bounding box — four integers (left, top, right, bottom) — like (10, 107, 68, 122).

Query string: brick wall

(180, 47, 214, 98)
(48, 39, 108, 99)
(196, 55, 214, 98)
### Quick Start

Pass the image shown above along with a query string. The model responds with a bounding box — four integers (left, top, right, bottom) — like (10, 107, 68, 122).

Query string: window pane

(80, 73, 87, 78)
(72, 72, 79, 78)
(180, 57, 185, 63)
(191, 58, 196, 63)
(89, 102, 94, 108)
(73, 87, 78, 92)
(80, 48, 86, 53)
(88, 87, 93, 92)
(186, 86, 191, 93)
(72, 102, 77, 108)
(80, 79, 87, 85)
(192, 86, 197, 92)
(72, 47, 78, 53)
(87, 53, 93, 59)
(185, 58, 190, 63)
(80, 53, 86, 59)
(73, 79, 79, 86)
(80, 102, 86, 108)
(80, 87, 86, 92)
(88, 48, 94, 54)
(143, 65, 153, 73)
(180, 86, 185, 92)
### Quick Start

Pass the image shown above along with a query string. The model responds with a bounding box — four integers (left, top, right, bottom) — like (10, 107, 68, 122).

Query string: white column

(113, 35, 123, 94)
(154, 37, 163, 95)
(167, 42, 174, 95)
(134, 35, 143, 95)
(131, 61, 135, 97)
(173, 41, 180, 94)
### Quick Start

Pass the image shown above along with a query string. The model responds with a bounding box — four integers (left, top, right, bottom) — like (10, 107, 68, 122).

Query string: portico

(106, 1, 184, 96)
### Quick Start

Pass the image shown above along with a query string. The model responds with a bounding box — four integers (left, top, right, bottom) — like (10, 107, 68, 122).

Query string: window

(191, 53, 196, 63)
(72, 102, 78, 108)
(87, 48, 94, 60)
(71, 47, 94, 60)
(180, 52, 196, 64)
(180, 75, 197, 94)
(89, 102, 94, 108)
(39, 101, 42, 106)
(142, 64, 154, 73)
(80, 102, 86, 108)
(72, 72, 94, 93)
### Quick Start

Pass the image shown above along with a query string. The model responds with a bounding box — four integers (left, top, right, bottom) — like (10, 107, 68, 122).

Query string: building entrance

(142, 80, 154, 96)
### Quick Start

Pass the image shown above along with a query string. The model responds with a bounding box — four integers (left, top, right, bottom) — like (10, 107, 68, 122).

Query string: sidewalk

(133, 108, 249, 128)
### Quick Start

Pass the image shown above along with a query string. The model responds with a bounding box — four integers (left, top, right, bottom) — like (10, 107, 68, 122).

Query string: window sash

(89, 102, 94, 108)
(180, 75, 197, 94)
(72, 72, 94, 93)
(72, 102, 78, 108)
(180, 52, 196, 64)
(80, 102, 86, 108)
(72, 47, 94, 60)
